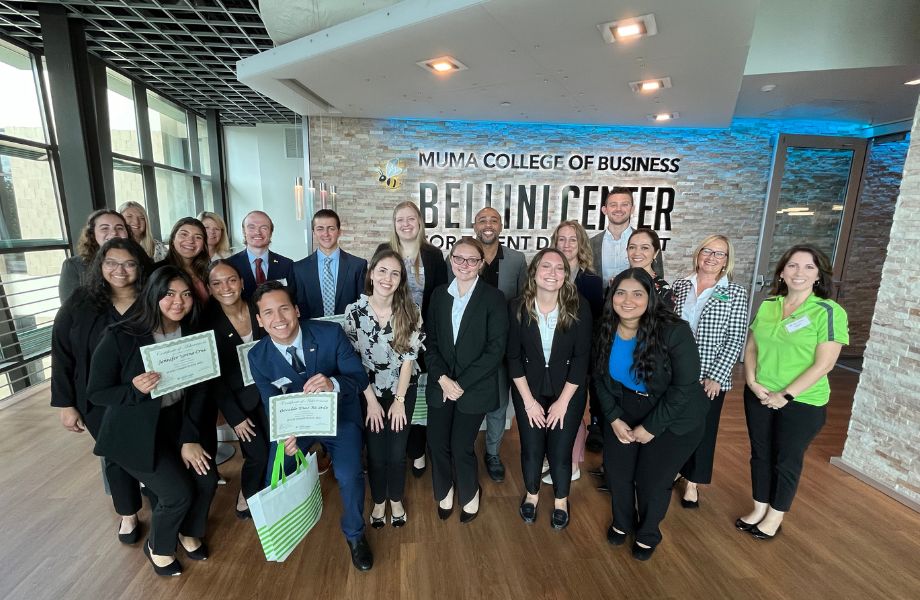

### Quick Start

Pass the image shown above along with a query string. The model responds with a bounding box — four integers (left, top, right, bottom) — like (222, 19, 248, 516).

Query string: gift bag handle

(270, 444, 311, 489)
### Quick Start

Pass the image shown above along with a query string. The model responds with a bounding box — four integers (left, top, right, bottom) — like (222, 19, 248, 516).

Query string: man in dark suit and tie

(227, 210, 295, 301)
(247, 281, 373, 571)
(290, 209, 368, 318)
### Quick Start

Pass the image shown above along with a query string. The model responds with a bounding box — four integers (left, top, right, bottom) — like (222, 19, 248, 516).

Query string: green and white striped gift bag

(411, 373, 428, 425)
(248, 446, 323, 562)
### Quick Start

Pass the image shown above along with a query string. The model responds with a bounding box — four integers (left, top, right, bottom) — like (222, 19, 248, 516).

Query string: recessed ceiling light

(629, 77, 672, 94)
(648, 112, 678, 122)
(598, 14, 658, 44)
(905, 78, 920, 86)
(416, 56, 468, 75)
(500, 101, 511, 107)
(760, 84, 777, 92)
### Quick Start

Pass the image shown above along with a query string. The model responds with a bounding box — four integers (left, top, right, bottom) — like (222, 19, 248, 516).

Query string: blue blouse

(608, 333, 647, 393)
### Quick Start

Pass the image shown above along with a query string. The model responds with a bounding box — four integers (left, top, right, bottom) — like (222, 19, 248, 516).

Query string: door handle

(755, 274, 767, 291)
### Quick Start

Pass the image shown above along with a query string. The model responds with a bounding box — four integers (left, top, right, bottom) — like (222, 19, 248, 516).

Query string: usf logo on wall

(375, 158, 406, 189)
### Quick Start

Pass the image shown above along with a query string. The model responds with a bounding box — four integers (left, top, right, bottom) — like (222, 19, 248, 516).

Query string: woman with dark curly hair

(736, 244, 848, 540)
(58, 209, 131, 302)
(51, 237, 154, 543)
(594, 268, 707, 561)
(157, 217, 211, 304)
(507, 248, 592, 529)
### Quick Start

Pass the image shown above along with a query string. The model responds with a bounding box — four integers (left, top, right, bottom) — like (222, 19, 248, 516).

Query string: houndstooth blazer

(671, 277, 749, 390)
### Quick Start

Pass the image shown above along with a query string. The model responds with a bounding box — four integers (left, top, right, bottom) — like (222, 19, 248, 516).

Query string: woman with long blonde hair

(376, 201, 447, 477)
(119, 201, 168, 262)
(507, 248, 592, 529)
(197, 211, 232, 259)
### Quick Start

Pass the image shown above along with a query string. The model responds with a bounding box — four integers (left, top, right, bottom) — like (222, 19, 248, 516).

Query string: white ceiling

(238, 0, 920, 128)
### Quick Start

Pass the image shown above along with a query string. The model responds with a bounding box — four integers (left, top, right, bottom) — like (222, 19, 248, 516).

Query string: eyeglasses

(450, 255, 482, 267)
(102, 259, 138, 271)
(700, 248, 728, 260)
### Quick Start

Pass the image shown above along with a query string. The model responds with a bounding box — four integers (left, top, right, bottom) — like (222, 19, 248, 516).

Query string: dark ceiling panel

(0, 0, 292, 125)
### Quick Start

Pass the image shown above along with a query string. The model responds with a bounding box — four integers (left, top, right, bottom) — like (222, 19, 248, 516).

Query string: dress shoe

(235, 507, 251, 520)
(484, 454, 505, 482)
(735, 518, 758, 532)
(347, 535, 374, 571)
(460, 487, 481, 524)
(750, 524, 781, 540)
(437, 505, 453, 520)
(606, 525, 627, 546)
(631, 541, 656, 561)
(181, 539, 209, 561)
(369, 514, 386, 529)
(144, 542, 182, 577)
(117, 520, 140, 545)
(519, 497, 537, 524)
(391, 511, 407, 527)
(411, 459, 427, 478)
(588, 467, 605, 478)
(597, 482, 610, 493)
(680, 497, 700, 509)
(551, 506, 570, 530)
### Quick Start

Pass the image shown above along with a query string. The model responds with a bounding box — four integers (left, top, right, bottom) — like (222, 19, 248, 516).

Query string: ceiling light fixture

(629, 77, 672, 94)
(417, 56, 468, 75)
(905, 78, 920, 86)
(648, 112, 678, 122)
(598, 14, 658, 44)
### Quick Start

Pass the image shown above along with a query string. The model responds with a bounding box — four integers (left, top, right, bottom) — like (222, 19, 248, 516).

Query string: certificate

(236, 340, 259, 386)
(269, 392, 338, 440)
(140, 330, 220, 398)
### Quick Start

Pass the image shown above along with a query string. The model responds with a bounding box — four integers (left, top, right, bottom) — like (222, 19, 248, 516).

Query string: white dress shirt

(601, 225, 633, 282)
(680, 274, 728, 334)
(447, 276, 479, 343)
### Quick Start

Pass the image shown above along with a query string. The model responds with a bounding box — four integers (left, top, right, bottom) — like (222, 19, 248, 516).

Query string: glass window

(0, 141, 66, 247)
(197, 116, 210, 175)
(107, 69, 140, 158)
(202, 179, 214, 212)
(148, 91, 190, 170)
(113, 158, 145, 208)
(0, 41, 45, 144)
(154, 168, 195, 239)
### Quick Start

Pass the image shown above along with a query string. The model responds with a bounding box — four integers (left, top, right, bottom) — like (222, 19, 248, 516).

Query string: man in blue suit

(247, 280, 373, 571)
(227, 210, 295, 301)
(290, 209, 368, 318)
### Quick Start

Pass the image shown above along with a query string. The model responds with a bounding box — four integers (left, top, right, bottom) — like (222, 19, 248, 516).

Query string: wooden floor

(3, 367, 919, 600)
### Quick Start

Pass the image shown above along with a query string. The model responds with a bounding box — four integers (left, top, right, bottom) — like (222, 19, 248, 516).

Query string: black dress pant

(679, 390, 727, 484)
(407, 424, 427, 461)
(366, 387, 417, 503)
(118, 403, 218, 555)
(513, 391, 586, 498)
(83, 405, 143, 516)
(743, 386, 826, 512)
(427, 400, 486, 506)
(238, 405, 270, 500)
(603, 390, 704, 547)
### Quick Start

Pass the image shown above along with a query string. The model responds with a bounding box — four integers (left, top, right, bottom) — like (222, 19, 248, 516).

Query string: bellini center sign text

(417, 151, 681, 252)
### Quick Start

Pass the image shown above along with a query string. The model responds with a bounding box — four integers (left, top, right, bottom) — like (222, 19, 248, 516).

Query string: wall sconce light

(294, 176, 304, 220)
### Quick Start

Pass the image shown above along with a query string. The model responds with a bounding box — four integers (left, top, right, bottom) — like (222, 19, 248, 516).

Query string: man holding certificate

(247, 281, 373, 571)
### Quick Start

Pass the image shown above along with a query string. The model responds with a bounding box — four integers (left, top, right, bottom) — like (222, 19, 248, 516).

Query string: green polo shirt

(750, 294, 848, 406)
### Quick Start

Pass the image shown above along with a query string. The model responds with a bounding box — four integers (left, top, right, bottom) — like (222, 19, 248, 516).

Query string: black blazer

(290, 249, 368, 318)
(88, 327, 209, 472)
(227, 249, 295, 301)
(375, 242, 447, 318)
(199, 301, 265, 428)
(506, 298, 592, 400)
(424, 281, 509, 414)
(50, 288, 138, 433)
(595, 320, 707, 436)
(574, 269, 604, 320)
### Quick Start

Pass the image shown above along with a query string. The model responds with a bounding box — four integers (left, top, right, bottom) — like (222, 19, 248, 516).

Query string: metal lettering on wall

(415, 151, 681, 251)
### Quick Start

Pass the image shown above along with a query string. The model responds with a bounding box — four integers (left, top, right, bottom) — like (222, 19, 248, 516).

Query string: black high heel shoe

(180, 539, 209, 561)
(144, 541, 182, 577)
(460, 487, 481, 524)
(117, 518, 140, 545)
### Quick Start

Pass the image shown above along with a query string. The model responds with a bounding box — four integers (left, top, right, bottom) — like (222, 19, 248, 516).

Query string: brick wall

(838, 98, 920, 506)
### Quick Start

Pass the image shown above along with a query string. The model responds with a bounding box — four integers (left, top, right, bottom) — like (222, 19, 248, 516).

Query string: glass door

(750, 134, 868, 315)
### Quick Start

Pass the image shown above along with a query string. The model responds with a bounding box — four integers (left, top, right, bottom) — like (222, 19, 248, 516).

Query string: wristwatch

(783, 392, 795, 402)
(395, 395, 406, 403)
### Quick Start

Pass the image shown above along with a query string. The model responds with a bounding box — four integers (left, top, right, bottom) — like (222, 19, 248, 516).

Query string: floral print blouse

(343, 294, 426, 397)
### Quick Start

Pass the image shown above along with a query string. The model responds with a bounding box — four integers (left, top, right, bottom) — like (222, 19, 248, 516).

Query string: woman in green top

(737, 244, 848, 540)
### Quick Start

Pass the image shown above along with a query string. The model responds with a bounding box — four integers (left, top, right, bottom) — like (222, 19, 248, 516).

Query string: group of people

(50, 187, 848, 576)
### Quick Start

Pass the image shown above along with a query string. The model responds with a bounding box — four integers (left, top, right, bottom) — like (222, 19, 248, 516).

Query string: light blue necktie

(321, 256, 335, 316)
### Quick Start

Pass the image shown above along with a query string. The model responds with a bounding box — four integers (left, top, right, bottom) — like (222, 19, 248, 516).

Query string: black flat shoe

(370, 514, 386, 529)
(411, 464, 426, 478)
(680, 497, 700, 509)
(181, 540, 209, 561)
(606, 525, 627, 546)
(347, 535, 374, 571)
(437, 505, 453, 520)
(735, 518, 758, 532)
(144, 542, 182, 577)
(391, 512, 407, 528)
(750, 524, 781, 540)
(519, 497, 537, 524)
(551, 506, 569, 530)
(631, 541, 656, 561)
(235, 507, 251, 520)
(117, 520, 140, 545)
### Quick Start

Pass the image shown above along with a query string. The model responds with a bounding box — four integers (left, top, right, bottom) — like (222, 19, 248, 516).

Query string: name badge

(272, 376, 293, 389)
(713, 292, 730, 302)
(785, 315, 811, 333)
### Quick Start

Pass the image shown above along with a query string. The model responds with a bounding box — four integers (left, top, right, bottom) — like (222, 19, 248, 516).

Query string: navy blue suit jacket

(246, 319, 368, 427)
(227, 249, 294, 301)
(290, 250, 368, 318)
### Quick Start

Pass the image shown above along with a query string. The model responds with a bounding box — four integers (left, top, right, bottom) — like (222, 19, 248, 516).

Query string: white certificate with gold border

(269, 392, 338, 440)
(140, 330, 220, 398)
